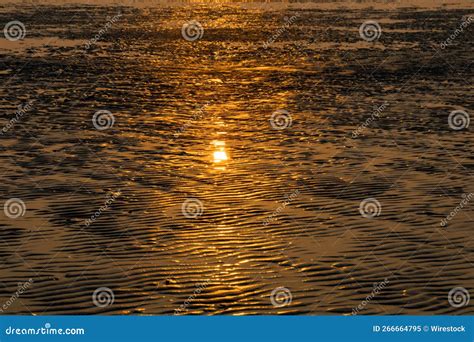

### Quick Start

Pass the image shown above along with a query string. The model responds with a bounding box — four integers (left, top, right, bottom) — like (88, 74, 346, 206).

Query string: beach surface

(0, 0, 473, 314)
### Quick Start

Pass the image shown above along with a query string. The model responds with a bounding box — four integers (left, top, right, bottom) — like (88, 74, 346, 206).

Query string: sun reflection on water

(212, 140, 229, 169)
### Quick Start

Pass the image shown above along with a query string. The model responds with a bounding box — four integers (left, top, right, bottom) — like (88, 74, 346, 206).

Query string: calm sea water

(0, 1, 473, 314)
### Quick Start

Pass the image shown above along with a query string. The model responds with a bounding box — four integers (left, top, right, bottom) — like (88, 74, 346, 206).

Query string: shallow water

(0, 2, 473, 315)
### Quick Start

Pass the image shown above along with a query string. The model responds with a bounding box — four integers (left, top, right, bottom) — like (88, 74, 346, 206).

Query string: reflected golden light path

(212, 140, 229, 169)
(213, 150, 228, 163)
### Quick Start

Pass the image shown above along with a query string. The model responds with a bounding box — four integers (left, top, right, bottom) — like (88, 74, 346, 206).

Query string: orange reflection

(212, 140, 229, 169)
(213, 150, 228, 163)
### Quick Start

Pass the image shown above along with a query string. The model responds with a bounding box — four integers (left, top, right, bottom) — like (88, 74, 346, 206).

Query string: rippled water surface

(0, 1, 473, 314)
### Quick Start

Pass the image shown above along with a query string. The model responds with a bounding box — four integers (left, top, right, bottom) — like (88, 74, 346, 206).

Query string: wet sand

(0, 1, 473, 314)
